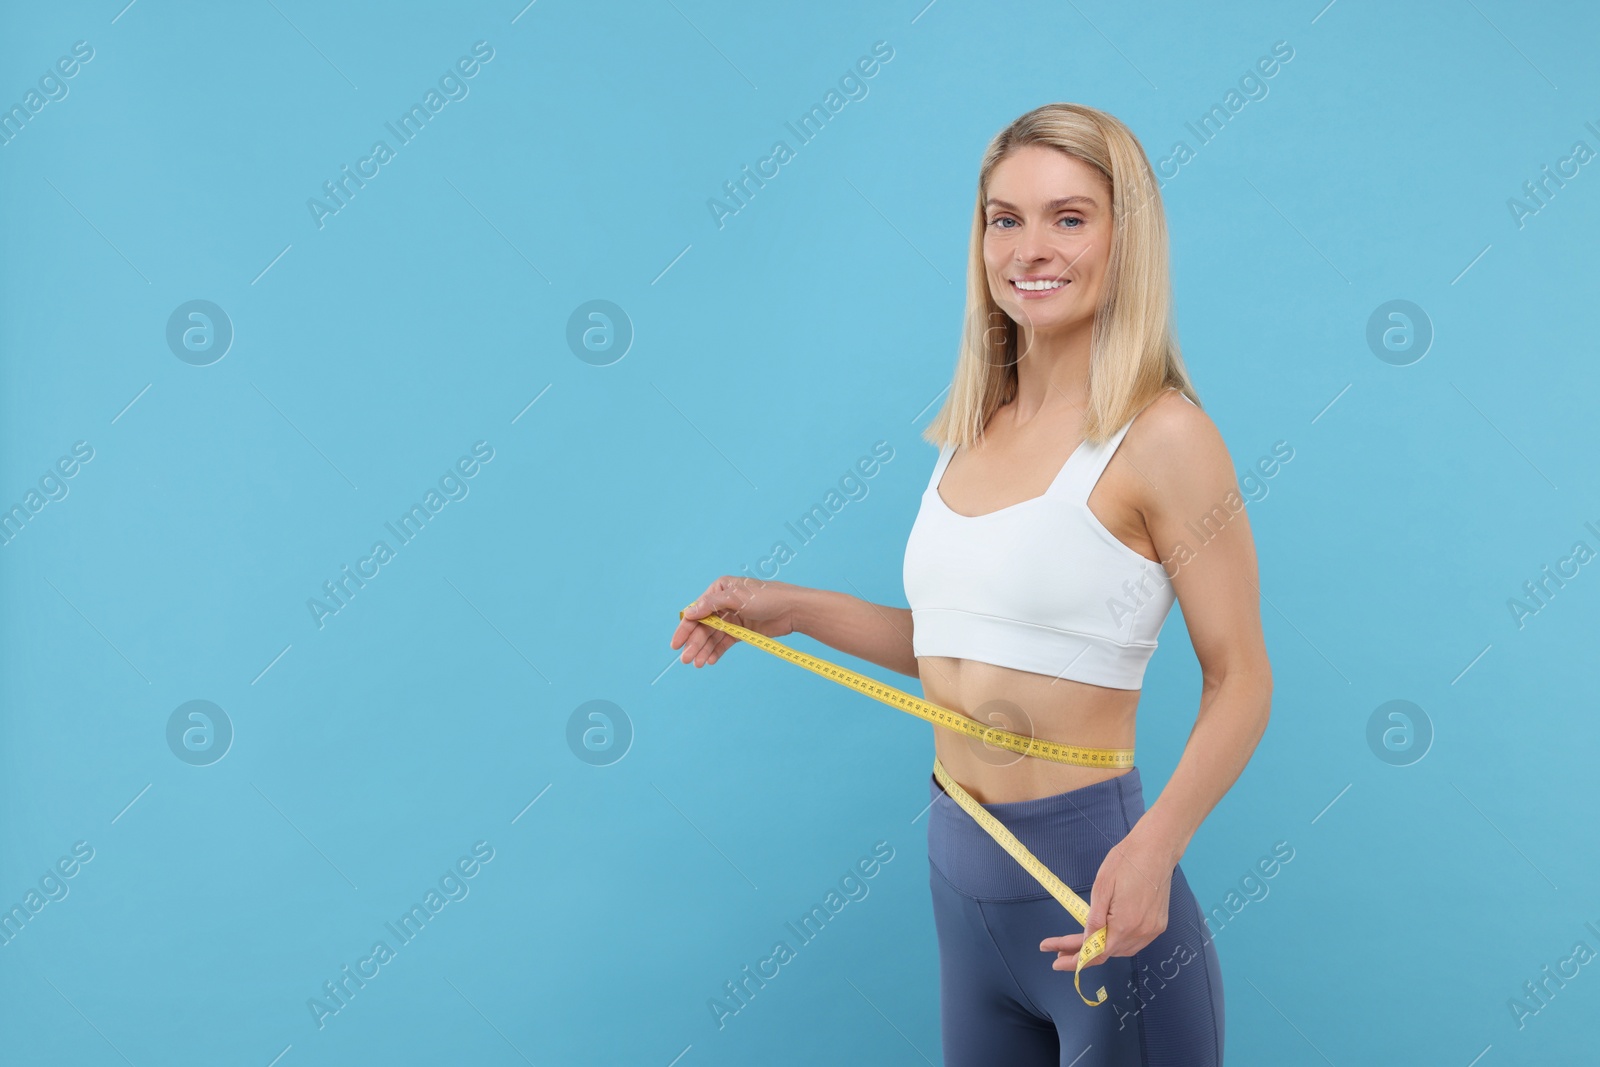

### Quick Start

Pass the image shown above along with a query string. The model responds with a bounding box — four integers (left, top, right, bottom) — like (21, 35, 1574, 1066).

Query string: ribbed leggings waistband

(926, 766, 1145, 901)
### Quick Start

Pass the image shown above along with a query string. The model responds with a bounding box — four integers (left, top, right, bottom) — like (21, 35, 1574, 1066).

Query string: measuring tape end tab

(1074, 975, 1107, 1007)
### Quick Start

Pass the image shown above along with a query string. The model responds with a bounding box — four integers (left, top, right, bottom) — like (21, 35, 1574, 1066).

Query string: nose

(1013, 232, 1049, 266)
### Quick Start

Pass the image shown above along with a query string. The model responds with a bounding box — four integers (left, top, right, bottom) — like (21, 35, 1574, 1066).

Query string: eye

(988, 216, 1017, 229)
(1059, 215, 1084, 229)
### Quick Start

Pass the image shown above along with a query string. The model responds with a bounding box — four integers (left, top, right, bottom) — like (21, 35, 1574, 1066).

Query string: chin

(1014, 307, 1079, 327)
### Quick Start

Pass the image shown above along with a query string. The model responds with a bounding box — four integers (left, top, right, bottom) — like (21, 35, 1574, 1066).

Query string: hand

(1039, 829, 1176, 973)
(671, 576, 799, 668)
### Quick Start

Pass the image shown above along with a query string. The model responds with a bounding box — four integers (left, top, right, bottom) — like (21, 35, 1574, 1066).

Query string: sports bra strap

(1057, 389, 1195, 501)
(927, 441, 956, 491)
(1052, 419, 1134, 504)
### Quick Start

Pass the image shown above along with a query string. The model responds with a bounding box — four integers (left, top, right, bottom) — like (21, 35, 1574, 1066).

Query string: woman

(671, 103, 1269, 1066)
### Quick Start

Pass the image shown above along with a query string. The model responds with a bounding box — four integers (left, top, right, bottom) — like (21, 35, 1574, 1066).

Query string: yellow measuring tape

(679, 606, 1132, 1007)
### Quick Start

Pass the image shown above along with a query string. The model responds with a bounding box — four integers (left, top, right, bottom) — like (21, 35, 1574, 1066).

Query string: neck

(1007, 319, 1094, 422)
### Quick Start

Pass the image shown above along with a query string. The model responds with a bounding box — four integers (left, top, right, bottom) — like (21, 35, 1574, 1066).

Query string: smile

(1010, 278, 1070, 296)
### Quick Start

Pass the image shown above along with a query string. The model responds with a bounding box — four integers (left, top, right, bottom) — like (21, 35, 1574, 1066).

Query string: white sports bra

(902, 404, 1179, 689)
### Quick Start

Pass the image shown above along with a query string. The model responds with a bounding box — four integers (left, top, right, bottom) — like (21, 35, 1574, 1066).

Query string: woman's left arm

(1044, 392, 1274, 972)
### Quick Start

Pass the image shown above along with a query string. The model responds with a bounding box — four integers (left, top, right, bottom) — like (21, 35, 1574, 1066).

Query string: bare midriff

(918, 656, 1140, 804)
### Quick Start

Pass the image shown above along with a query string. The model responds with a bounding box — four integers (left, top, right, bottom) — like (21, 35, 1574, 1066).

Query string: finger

(1078, 929, 1111, 964)
(678, 627, 711, 663)
(1051, 946, 1093, 971)
(692, 619, 752, 665)
(693, 633, 716, 667)
(693, 635, 717, 667)
(707, 631, 740, 663)
(1098, 926, 1136, 964)
(696, 631, 736, 667)
(1085, 892, 1109, 941)
(673, 589, 723, 655)
(1039, 935, 1082, 953)
(685, 626, 729, 665)
(683, 590, 737, 631)
(1083, 884, 1112, 950)
(670, 615, 707, 650)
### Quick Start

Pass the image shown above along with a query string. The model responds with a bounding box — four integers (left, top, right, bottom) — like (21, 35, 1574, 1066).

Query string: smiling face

(982, 144, 1114, 337)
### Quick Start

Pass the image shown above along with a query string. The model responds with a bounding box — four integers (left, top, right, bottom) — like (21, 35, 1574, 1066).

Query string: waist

(927, 765, 1144, 901)
(920, 663, 1139, 791)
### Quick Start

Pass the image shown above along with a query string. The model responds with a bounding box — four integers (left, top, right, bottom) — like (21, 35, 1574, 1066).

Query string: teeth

(1013, 279, 1066, 291)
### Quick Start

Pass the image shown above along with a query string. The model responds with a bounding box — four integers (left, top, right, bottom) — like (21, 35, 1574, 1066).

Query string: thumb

(683, 578, 747, 621)
(681, 591, 726, 621)
(1085, 882, 1111, 938)
(681, 597, 742, 636)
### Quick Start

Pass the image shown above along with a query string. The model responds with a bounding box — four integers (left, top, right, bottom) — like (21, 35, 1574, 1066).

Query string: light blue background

(3, 1, 1598, 1064)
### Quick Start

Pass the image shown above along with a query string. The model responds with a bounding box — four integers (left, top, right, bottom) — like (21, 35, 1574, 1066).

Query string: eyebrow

(984, 196, 1099, 211)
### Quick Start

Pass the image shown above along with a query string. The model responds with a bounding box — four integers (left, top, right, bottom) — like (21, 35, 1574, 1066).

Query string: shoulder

(1129, 388, 1216, 452)
(1124, 389, 1234, 505)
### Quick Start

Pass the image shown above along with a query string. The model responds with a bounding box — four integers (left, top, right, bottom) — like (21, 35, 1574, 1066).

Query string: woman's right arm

(672, 577, 919, 678)
(790, 584, 919, 678)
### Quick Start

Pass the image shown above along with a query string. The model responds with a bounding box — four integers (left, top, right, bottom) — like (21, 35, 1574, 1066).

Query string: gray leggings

(926, 767, 1225, 1066)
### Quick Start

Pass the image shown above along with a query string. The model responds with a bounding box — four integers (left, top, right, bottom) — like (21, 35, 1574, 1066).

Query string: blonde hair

(924, 102, 1200, 450)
